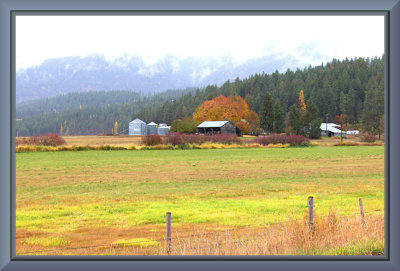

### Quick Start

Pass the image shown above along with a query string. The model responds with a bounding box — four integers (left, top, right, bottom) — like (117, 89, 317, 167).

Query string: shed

(347, 130, 360, 135)
(147, 122, 158, 135)
(197, 121, 238, 135)
(320, 123, 347, 138)
(129, 118, 147, 136)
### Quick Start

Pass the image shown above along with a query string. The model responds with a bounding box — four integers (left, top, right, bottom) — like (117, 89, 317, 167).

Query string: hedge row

(142, 133, 242, 146)
(15, 142, 294, 153)
(253, 134, 310, 146)
(16, 134, 66, 146)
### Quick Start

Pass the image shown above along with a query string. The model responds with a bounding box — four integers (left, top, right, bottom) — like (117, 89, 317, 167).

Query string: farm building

(320, 123, 347, 138)
(147, 122, 158, 135)
(347, 130, 360, 135)
(129, 118, 147, 136)
(197, 121, 238, 135)
(157, 124, 171, 136)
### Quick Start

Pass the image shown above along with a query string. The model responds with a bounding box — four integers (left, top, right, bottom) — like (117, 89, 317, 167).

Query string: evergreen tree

(260, 92, 274, 134)
(289, 105, 303, 135)
(273, 99, 284, 133)
(362, 86, 384, 137)
(305, 99, 322, 139)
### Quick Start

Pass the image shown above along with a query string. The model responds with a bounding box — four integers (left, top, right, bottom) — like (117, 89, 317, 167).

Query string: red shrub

(205, 134, 242, 144)
(16, 133, 66, 146)
(255, 134, 309, 146)
(164, 133, 185, 146)
(164, 133, 241, 145)
(182, 134, 206, 145)
(141, 134, 162, 146)
(361, 134, 376, 143)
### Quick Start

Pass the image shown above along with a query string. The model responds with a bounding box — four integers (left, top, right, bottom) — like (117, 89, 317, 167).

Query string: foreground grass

(16, 146, 384, 255)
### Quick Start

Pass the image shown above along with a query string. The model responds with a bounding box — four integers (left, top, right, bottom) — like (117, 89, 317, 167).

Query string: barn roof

(197, 121, 230, 128)
(320, 123, 345, 133)
(130, 118, 146, 124)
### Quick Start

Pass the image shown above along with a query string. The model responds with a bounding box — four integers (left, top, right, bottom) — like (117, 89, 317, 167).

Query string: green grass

(24, 236, 70, 247)
(296, 238, 385, 256)
(112, 238, 160, 248)
(16, 146, 384, 242)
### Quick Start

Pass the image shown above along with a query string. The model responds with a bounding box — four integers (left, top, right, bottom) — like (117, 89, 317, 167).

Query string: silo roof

(130, 118, 146, 124)
(147, 122, 157, 125)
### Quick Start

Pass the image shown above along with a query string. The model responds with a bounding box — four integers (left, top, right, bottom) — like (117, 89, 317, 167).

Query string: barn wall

(221, 122, 236, 135)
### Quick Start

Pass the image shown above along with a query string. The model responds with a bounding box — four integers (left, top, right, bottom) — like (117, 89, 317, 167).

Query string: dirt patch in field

(16, 223, 237, 255)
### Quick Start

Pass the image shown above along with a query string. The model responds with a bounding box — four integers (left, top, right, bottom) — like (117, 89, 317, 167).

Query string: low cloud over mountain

(16, 53, 307, 103)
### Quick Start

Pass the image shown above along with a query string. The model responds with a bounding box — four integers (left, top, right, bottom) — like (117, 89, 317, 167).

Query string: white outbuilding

(320, 123, 347, 138)
(347, 130, 360, 135)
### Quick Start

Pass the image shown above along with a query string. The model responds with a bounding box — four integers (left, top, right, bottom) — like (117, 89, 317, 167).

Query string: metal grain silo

(129, 118, 147, 136)
(147, 122, 158, 135)
(157, 125, 171, 136)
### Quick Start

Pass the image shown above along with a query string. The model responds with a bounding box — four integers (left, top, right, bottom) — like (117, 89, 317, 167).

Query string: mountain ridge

(16, 53, 304, 103)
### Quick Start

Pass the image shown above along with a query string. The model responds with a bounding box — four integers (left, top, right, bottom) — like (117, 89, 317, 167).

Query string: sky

(16, 15, 384, 71)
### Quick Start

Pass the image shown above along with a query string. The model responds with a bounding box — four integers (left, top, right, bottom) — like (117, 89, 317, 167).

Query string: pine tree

(260, 92, 274, 134)
(273, 99, 284, 133)
(305, 99, 322, 139)
(362, 87, 384, 137)
(289, 105, 303, 135)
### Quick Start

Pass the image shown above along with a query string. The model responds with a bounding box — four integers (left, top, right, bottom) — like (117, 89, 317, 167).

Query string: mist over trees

(16, 57, 384, 137)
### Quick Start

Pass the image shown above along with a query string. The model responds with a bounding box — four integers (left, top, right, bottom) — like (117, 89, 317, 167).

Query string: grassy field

(16, 146, 384, 256)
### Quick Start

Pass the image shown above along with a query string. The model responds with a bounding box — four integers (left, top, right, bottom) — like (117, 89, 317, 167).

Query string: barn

(197, 121, 239, 135)
(129, 118, 147, 136)
(320, 123, 347, 138)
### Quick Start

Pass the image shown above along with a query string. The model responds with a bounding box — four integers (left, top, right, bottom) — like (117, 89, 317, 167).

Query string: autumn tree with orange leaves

(193, 95, 259, 134)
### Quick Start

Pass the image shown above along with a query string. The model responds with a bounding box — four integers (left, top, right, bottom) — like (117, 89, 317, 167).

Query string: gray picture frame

(1, 0, 399, 270)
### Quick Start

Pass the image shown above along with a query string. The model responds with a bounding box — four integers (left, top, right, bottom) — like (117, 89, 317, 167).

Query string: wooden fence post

(166, 212, 171, 255)
(308, 196, 314, 232)
(359, 198, 365, 224)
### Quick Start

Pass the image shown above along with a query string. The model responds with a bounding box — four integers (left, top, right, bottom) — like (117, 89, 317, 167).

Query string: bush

(141, 134, 162, 146)
(16, 134, 66, 146)
(205, 134, 242, 144)
(182, 134, 206, 144)
(163, 133, 241, 146)
(255, 134, 310, 146)
(164, 133, 185, 146)
(361, 134, 376, 143)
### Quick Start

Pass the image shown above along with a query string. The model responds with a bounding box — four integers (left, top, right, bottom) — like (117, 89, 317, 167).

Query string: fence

(20, 197, 383, 255)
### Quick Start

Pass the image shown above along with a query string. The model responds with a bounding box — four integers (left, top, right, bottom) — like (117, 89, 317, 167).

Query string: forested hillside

(16, 88, 196, 136)
(137, 57, 384, 126)
(16, 57, 384, 136)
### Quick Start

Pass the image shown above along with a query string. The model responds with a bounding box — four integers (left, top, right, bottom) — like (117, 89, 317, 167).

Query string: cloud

(16, 16, 384, 71)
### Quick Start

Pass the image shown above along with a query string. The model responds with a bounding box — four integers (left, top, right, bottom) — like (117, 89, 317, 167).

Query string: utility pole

(340, 114, 343, 144)
(326, 114, 328, 137)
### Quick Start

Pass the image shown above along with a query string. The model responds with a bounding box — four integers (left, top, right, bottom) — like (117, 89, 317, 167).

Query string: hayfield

(16, 146, 384, 256)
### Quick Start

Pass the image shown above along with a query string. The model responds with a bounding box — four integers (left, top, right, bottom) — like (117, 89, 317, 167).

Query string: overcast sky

(16, 15, 384, 71)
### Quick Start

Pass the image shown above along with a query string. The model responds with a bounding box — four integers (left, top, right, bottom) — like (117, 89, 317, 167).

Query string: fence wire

(19, 208, 384, 255)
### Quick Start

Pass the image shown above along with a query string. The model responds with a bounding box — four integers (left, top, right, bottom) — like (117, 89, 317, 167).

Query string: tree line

(16, 57, 384, 137)
(139, 57, 384, 136)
